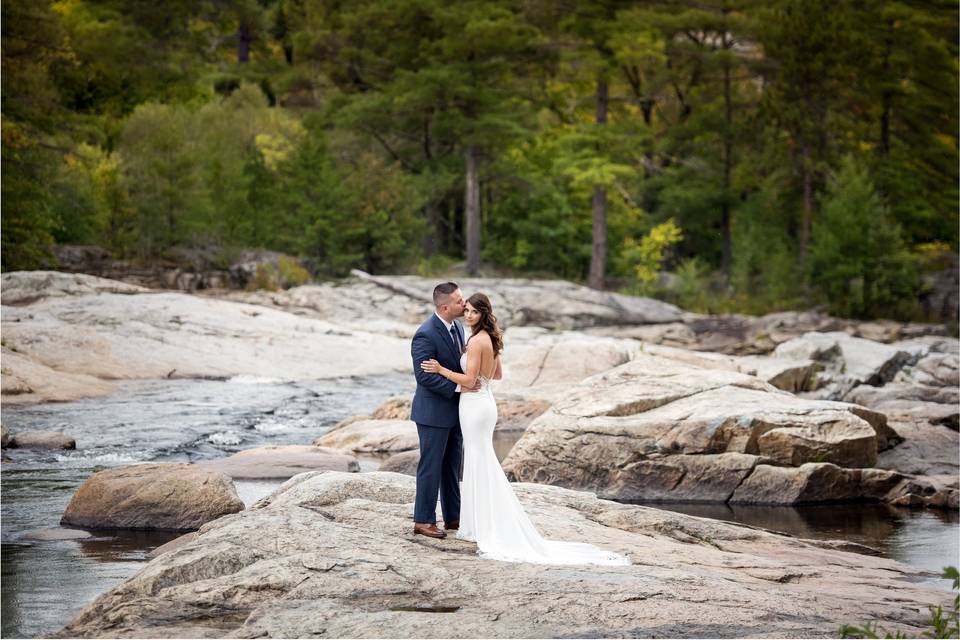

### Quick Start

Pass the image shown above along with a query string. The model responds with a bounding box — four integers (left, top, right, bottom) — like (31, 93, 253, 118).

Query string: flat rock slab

(876, 420, 960, 476)
(61, 463, 244, 531)
(1, 273, 410, 404)
(57, 471, 950, 639)
(7, 429, 76, 449)
(313, 419, 419, 454)
(364, 395, 550, 432)
(198, 445, 360, 479)
(19, 528, 93, 542)
(1, 271, 149, 306)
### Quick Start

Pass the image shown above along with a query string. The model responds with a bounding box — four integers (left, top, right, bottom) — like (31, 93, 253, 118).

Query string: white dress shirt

(434, 312, 462, 392)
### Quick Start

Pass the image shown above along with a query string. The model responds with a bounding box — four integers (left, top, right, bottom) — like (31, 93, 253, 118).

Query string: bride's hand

(421, 359, 443, 375)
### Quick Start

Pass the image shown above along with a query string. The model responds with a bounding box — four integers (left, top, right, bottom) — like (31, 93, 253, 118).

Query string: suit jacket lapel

(433, 315, 460, 361)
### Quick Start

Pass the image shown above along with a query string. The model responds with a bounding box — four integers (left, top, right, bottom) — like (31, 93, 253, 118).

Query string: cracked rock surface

(502, 354, 955, 507)
(57, 471, 950, 639)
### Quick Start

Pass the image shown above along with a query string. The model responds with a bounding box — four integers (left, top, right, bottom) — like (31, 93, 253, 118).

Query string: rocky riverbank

(2, 269, 956, 507)
(57, 471, 951, 639)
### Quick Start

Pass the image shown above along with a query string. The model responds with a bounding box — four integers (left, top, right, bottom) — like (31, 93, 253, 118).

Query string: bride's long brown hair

(466, 293, 503, 357)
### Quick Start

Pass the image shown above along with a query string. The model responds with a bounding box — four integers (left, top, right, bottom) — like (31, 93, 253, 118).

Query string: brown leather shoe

(413, 523, 447, 539)
(444, 520, 459, 531)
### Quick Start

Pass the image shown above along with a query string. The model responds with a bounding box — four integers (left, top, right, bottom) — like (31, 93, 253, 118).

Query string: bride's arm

(421, 338, 483, 388)
(492, 355, 502, 380)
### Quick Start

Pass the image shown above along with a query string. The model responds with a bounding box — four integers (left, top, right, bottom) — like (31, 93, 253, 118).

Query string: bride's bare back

(465, 330, 502, 382)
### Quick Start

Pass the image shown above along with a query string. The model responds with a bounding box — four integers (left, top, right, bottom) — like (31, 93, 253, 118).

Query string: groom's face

(440, 289, 466, 320)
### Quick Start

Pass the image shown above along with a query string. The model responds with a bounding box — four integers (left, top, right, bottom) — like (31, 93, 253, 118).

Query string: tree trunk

(464, 145, 480, 276)
(237, 21, 251, 64)
(799, 145, 813, 269)
(423, 203, 440, 257)
(879, 23, 893, 158)
(588, 78, 609, 291)
(720, 19, 733, 281)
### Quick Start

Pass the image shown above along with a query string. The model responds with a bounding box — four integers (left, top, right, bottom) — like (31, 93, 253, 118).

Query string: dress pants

(413, 422, 463, 524)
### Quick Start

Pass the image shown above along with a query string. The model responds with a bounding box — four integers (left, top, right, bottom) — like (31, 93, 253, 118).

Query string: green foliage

(1, 0, 956, 325)
(1, 125, 59, 270)
(808, 156, 919, 319)
(839, 566, 959, 639)
(621, 219, 683, 285)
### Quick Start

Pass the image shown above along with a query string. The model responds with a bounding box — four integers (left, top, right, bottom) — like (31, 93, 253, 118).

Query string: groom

(410, 282, 476, 539)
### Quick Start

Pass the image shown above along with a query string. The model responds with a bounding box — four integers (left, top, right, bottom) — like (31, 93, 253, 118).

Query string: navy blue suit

(411, 313, 465, 524)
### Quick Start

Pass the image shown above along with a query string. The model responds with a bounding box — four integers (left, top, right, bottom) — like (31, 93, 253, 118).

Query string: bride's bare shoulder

(469, 330, 493, 348)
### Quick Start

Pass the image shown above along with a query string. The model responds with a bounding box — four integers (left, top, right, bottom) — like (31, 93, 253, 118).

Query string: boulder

(503, 354, 898, 503)
(58, 472, 950, 639)
(876, 420, 959, 476)
(729, 464, 902, 505)
(378, 450, 421, 476)
(8, 430, 76, 450)
(735, 354, 816, 392)
(312, 419, 419, 454)
(370, 396, 412, 420)
(774, 332, 915, 398)
(845, 383, 959, 429)
(891, 338, 960, 389)
(198, 445, 360, 479)
(61, 464, 244, 531)
(885, 474, 960, 509)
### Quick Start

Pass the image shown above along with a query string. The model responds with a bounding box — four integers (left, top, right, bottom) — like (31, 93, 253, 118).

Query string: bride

(421, 293, 629, 566)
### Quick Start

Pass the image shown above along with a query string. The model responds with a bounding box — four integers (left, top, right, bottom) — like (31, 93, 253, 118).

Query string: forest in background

(2, 0, 957, 320)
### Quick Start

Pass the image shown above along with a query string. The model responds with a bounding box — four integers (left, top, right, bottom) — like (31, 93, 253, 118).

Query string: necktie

(450, 325, 462, 354)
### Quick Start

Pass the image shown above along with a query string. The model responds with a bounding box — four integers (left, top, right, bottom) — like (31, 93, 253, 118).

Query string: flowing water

(2, 377, 957, 638)
(1, 374, 412, 639)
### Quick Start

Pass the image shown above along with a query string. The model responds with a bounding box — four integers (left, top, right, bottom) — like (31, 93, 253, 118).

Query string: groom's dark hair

(432, 282, 459, 306)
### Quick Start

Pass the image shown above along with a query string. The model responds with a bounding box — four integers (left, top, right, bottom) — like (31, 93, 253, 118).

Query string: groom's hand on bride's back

(462, 380, 482, 393)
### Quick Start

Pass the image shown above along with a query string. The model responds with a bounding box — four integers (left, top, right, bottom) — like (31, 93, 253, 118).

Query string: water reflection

(1, 529, 181, 639)
(647, 501, 959, 586)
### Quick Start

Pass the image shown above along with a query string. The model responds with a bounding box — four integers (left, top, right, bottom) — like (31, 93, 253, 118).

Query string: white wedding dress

(456, 351, 630, 566)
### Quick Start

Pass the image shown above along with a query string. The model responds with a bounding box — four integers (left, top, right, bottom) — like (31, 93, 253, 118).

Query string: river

(2, 377, 956, 638)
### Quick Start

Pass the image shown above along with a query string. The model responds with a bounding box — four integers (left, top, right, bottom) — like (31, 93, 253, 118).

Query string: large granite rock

(61, 464, 244, 531)
(502, 354, 902, 504)
(57, 471, 949, 639)
(198, 445, 360, 479)
(1, 272, 410, 404)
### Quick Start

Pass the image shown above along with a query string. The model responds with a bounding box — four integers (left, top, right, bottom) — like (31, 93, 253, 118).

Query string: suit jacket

(411, 314, 465, 428)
